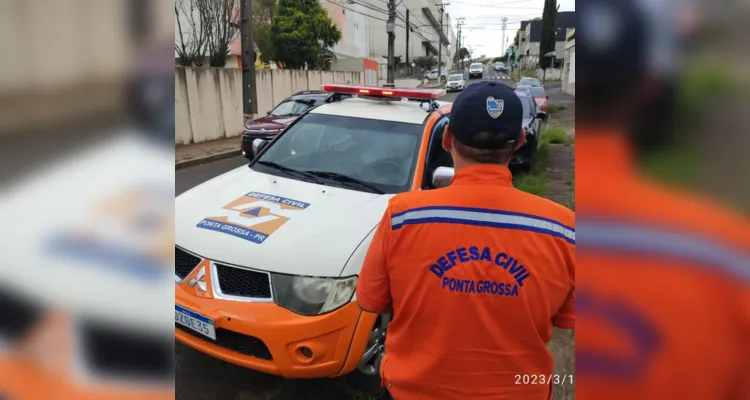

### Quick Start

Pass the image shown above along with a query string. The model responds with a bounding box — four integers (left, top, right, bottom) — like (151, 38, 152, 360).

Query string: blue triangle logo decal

(243, 207, 261, 217)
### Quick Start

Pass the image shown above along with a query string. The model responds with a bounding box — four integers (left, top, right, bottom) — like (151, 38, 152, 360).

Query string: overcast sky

(445, 0, 575, 58)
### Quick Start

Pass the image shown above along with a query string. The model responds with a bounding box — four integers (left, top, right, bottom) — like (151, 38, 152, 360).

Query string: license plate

(175, 304, 216, 341)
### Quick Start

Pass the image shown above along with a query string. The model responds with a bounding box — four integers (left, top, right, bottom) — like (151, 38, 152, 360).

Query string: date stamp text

(515, 374, 574, 385)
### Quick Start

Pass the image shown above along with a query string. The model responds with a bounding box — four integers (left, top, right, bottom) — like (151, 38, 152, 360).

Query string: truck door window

(423, 115, 453, 189)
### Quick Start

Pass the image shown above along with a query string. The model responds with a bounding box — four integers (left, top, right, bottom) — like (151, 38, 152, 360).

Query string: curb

(175, 149, 242, 170)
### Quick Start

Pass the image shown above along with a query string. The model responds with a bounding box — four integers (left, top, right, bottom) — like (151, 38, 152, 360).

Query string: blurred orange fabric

(576, 132, 750, 400)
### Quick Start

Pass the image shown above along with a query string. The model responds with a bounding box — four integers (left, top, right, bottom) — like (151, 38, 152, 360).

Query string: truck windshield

(253, 114, 423, 194)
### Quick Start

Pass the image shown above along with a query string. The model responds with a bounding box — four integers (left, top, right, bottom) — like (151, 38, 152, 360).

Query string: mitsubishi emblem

(188, 266, 207, 292)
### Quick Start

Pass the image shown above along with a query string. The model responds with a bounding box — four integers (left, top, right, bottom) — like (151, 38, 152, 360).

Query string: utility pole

(386, 0, 396, 83)
(405, 9, 410, 77)
(453, 23, 461, 68)
(240, 0, 257, 116)
(500, 17, 508, 60)
(456, 18, 464, 69)
(436, 1, 448, 72)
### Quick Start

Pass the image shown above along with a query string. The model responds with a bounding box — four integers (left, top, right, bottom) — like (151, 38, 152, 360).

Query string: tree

(174, 0, 239, 67)
(457, 47, 470, 62)
(270, 0, 341, 69)
(253, 0, 276, 64)
(539, 0, 558, 77)
(200, 0, 240, 67)
(175, 0, 207, 67)
(492, 56, 504, 63)
(413, 55, 436, 69)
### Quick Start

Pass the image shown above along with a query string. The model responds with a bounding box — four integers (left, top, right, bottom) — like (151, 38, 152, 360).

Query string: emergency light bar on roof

(321, 84, 446, 101)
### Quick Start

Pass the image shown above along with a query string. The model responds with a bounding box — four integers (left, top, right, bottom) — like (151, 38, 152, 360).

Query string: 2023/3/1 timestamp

(515, 374, 574, 385)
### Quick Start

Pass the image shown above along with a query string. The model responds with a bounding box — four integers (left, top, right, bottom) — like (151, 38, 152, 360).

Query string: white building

(323, 0, 455, 70)
(562, 28, 575, 96)
(321, 1, 373, 59)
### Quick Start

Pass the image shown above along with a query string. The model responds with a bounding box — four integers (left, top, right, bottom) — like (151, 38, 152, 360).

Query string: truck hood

(176, 167, 393, 277)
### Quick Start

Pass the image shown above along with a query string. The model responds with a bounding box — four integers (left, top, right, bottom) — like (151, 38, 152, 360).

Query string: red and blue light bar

(321, 84, 445, 100)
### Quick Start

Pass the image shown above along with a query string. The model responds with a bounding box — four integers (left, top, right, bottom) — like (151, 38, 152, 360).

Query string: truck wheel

(345, 315, 390, 393)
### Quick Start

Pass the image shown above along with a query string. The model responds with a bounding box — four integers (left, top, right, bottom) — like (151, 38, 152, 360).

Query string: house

(517, 11, 575, 69)
(562, 28, 575, 96)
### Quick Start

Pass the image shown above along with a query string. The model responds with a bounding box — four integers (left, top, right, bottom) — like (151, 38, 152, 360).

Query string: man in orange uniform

(356, 81, 576, 399)
(576, 0, 750, 399)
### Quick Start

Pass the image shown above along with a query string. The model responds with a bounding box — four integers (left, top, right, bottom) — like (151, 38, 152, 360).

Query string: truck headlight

(271, 274, 357, 316)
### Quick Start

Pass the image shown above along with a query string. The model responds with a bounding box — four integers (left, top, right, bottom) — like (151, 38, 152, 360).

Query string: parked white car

(446, 74, 466, 92)
(468, 63, 484, 79)
(425, 67, 448, 81)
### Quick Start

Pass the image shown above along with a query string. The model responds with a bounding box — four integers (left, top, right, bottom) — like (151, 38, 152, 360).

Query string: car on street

(512, 90, 548, 171)
(425, 67, 448, 81)
(176, 83, 469, 392)
(493, 62, 507, 73)
(468, 62, 484, 79)
(446, 74, 466, 92)
(518, 77, 543, 87)
(518, 85, 548, 112)
(242, 91, 339, 158)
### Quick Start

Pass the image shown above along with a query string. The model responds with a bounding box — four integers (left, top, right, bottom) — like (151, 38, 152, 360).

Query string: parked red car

(517, 85, 548, 112)
(242, 90, 336, 158)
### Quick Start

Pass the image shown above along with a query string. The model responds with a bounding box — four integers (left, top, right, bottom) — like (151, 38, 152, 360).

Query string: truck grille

(0, 286, 43, 345)
(175, 324, 273, 360)
(175, 247, 202, 281)
(79, 320, 172, 381)
(215, 263, 272, 299)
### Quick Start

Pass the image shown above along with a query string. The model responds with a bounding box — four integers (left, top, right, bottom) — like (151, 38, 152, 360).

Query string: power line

(323, 0, 441, 56)
(325, 0, 390, 23)
(354, 0, 388, 14)
(343, 0, 429, 40)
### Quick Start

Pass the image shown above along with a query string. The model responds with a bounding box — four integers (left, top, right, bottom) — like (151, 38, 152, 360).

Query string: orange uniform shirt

(576, 133, 750, 400)
(356, 164, 576, 400)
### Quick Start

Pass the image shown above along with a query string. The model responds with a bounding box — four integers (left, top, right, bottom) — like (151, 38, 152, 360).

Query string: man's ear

(442, 125, 453, 152)
(513, 127, 527, 151)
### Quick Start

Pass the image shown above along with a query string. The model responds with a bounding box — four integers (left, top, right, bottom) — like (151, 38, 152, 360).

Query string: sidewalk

(175, 136, 241, 169)
(376, 78, 421, 88)
(417, 80, 446, 89)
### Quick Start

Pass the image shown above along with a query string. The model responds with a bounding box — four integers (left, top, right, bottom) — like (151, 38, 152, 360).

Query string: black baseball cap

(448, 81, 523, 150)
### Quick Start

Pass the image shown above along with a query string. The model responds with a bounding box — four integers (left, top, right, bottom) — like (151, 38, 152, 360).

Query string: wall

(533, 68, 562, 81)
(562, 50, 575, 96)
(562, 28, 575, 96)
(175, 67, 361, 144)
(0, 0, 133, 133)
(330, 58, 378, 85)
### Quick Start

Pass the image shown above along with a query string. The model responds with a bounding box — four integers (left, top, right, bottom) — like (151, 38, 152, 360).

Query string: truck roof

(310, 97, 430, 125)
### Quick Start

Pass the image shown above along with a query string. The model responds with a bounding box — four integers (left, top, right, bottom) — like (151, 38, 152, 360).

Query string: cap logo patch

(486, 96, 504, 119)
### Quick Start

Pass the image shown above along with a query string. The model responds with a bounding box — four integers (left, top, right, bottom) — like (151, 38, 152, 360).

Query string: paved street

(175, 73, 575, 400)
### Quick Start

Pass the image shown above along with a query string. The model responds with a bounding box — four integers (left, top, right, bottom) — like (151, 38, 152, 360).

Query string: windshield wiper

(303, 171, 385, 194)
(256, 161, 322, 183)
